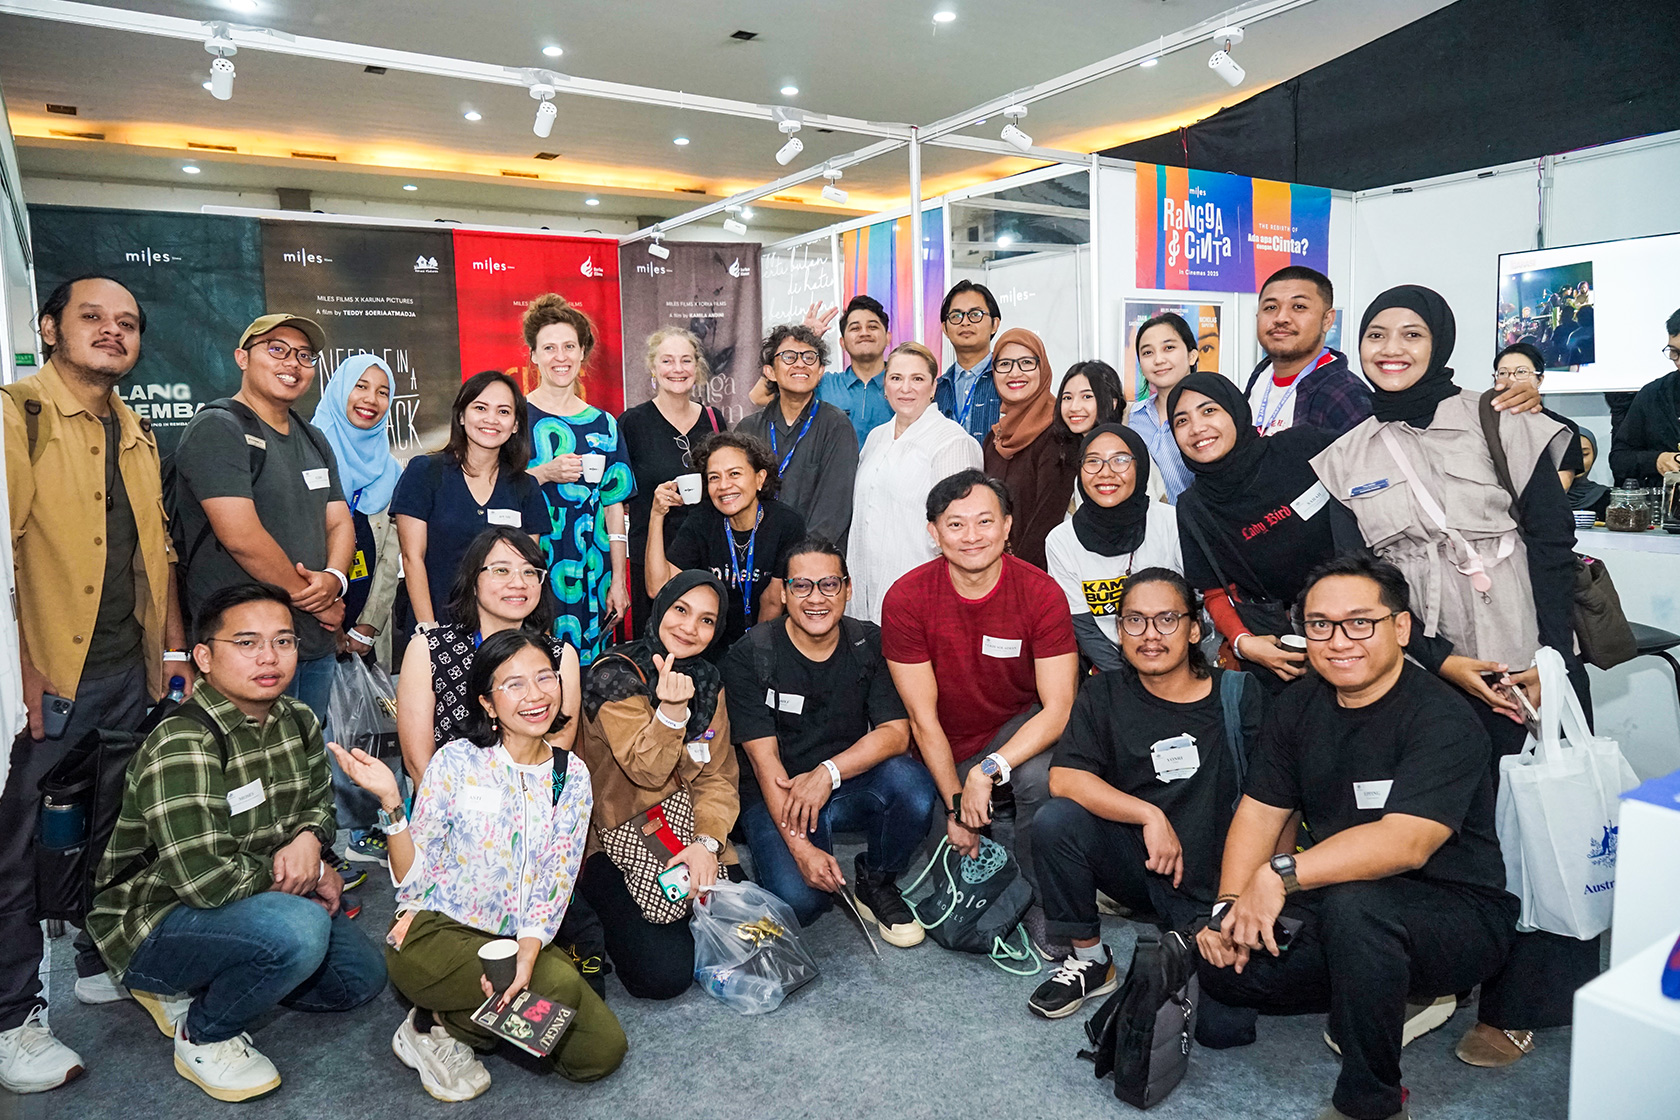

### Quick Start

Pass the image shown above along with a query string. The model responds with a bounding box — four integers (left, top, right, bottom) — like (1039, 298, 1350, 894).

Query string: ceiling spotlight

(775, 119, 804, 166)
(741, 206, 753, 220)
(1140, 56, 1159, 68)
(647, 235, 670, 260)
(723, 217, 748, 235)
(673, 136, 690, 146)
(780, 84, 798, 97)
(933, 10, 957, 23)
(1000, 104, 1032, 152)
(182, 165, 202, 175)
(1209, 25, 1246, 87)
(584, 197, 599, 206)
(402, 183, 417, 191)
(542, 44, 563, 58)
(530, 83, 557, 138)
(821, 167, 847, 204)
(204, 28, 237, 100)
(997, 234, 1014, 248)
(464, 109, 482, 121)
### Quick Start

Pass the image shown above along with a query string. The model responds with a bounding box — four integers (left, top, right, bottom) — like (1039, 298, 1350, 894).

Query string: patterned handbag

(597, 788, 697, 925)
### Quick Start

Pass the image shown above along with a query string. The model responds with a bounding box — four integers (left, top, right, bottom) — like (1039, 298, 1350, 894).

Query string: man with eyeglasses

(1493, 342, 1585, 491)
(87, 582, 385, 1103)
(723, 538, 937, 946)
(816, 295, 896, 445)
(736, 324, 859, 549)
(1607, 307, 1680, 484)
(933, 280, 1004, 441)
(1196, 555, 1515, 1120)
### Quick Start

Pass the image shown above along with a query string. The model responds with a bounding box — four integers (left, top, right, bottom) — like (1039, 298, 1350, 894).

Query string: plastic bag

(691, 880, 818, 1015)
(327, 654, 400, 761)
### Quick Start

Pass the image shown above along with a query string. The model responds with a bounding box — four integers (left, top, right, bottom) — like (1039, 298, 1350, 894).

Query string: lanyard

(768, 402, 817, 477)
(724, 505, 763, 623)
(1256, 349, 1333, 434)
(953, 360, 988, 429)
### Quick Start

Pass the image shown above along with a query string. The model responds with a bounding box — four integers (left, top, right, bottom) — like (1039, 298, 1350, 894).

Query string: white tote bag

(1495, 646, 1638, 939)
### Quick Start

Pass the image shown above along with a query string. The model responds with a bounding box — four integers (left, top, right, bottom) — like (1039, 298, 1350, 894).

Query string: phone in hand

(40, 694, 73, 740)
(656, 862, 692, 903)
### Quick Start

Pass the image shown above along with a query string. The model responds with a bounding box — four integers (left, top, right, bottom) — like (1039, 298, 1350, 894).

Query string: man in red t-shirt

(882, 469, 1078, 957)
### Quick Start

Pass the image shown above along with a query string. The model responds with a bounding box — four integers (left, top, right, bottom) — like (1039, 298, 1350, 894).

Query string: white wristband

(382, 815, 408, 837)
(325, 567, 349, 599)
(1232, 633, 1250, 660)
(347, 628, 375, 647)
(162, 650, 191, 662)
(655, 705, 690, 730)
(821, 759, 842, 790)
(607, 533, 628, 543)
(986, 752, 1012, 785)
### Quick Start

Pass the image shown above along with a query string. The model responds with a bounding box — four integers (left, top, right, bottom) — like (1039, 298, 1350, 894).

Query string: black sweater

(1609, 369, 1680, 483)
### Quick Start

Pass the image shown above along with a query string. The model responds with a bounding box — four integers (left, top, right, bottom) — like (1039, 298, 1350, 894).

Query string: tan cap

(238, 313, 326, 354)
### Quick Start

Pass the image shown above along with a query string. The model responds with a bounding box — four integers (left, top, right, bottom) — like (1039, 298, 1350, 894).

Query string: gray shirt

(736, 399, 858, 550)
(173, 403, 345, 661)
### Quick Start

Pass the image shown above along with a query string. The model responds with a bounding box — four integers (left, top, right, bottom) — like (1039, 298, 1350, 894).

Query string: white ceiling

(0, 0, 1457, 226)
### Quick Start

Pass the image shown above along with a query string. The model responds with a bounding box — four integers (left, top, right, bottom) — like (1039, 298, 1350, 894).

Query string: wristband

(1232, 633, 1254, 660)
(821, 759, 842, 790)
(381, 815, 409, 837)
(324, 567, 349, 599)
(162, 650, 191, 662)
(655, 705, 690, 730)
(607, 533, 628, 543)
(347, 628, 376, 647)
(983, 752, 1012, 785)
(414, 621, 440, 634)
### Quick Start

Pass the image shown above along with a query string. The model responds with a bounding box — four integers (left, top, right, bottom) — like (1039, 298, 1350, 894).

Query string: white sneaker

(0, 1007, 85, 1093)
(391, 1009, 491, 1102)
(173, 1023, 281, 1102)
(74, 970, 134, 1005)
(132, 989, 192, 1037)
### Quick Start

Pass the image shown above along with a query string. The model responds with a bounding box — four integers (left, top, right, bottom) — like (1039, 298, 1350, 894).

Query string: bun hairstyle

(522, 293, 597, 364)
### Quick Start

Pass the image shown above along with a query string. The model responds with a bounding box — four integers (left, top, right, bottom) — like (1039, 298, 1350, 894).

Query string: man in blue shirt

(817, 295, 895, 445)
(933, 280, 1003, 441)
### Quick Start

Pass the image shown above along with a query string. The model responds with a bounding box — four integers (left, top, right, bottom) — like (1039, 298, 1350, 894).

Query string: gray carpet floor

(10, 836, 1571, 1120)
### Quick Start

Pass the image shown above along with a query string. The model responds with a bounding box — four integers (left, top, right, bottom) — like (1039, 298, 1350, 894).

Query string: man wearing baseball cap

(170, 313, 352, 725)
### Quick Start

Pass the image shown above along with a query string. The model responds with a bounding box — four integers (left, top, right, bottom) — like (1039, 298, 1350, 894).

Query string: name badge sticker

(982, 635, 1023, 659)
(1291, 481, 1330, 520)
(686, 734, 713, 765)
(1150, 734, 1201, 782)
(764, 689, 806, 715)
(226, 777, 266, 815)
(243, 434, 267, 449)
(485, 508, 522, 528)
(1353, 779, 1394, 810)
(302, 467, 331, 490)
(461, 785, 502, 815)
(1349, 479, 1390, 498)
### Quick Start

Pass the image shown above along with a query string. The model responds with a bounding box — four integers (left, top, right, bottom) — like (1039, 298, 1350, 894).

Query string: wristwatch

(377, 804, 409, 836)
(696, 834, 723, 857)
(979, 752, 1012, 786)
(1269, 853, 1301, 894)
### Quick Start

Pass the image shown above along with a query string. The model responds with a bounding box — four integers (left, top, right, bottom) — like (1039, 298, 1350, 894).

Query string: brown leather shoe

(1455, 1022, 1535, 1067)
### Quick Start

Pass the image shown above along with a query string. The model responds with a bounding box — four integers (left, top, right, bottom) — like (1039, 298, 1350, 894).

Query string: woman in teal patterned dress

(522, 293, 635, 665)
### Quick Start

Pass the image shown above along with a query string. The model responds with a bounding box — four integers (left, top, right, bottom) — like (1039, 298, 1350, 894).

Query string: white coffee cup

(580, 453, 606, 483)
(1279, 634, 1307, 652)
(676, 472, 704, 505)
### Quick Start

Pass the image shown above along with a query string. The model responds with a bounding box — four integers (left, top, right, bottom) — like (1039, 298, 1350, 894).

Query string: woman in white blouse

(848, 342, 984, 622)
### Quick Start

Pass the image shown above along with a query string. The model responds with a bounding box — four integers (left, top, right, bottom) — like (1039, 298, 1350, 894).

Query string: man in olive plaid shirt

(88, 583, 385, 1102)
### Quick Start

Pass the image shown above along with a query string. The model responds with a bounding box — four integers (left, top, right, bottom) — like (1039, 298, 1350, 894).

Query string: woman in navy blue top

(392, 371, 551, 630)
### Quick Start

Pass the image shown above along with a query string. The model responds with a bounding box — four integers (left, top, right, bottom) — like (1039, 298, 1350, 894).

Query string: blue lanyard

(954, 362, 987, 429)
(724, 505, 763, 623)
(1255, 349, 1332, 434)
(768, 403, 817, 477)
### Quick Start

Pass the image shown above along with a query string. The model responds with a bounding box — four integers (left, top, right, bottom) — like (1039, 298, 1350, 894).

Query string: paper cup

(477, 938, 519, 995)
(1279, 635, 1308, 652)
(580, 453, 606, 483)
(676, 473, 704, 505)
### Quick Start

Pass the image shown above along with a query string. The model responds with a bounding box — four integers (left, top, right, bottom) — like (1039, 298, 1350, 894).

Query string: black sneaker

(326, 848, 367, 891)
(1028, 948, 1118, 1019)
(852, 855, 924, 948)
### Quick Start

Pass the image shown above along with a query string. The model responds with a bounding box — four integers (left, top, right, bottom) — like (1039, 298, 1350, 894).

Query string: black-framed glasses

(481, 563, 544, 582)
(994, 356, 1039, 374)
(945, 308, 991, 326)
(775, 349, 822, 368)
(1119, 611, 1185, 637)
(1080, 453, 1136, 475)
(1665, 346, 1680, 363)
(1301, 613, 1396, 642)
(208, 635, 298, 655)
(256, 339, 318, 367)
(785, 575, 847, 598)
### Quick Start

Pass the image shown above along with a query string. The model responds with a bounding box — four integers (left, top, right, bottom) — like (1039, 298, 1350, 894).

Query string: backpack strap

(1, 383, 49, 464)
(1476, 388, 1523, 518)
(1218, 669, 1252, 808)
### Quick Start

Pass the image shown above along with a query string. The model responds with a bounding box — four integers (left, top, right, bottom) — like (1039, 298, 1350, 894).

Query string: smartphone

(656, 862, 692, 903)
(1273, 915, 1304, 952)
(41, 694, 73, 740)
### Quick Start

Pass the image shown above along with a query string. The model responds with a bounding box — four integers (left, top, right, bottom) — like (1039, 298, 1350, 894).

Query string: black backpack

(1078, 929, 1200, 1109)
(162, 397, 334, 579)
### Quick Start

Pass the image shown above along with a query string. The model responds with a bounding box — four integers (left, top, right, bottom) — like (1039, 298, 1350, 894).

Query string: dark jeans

(290, 653, 382, 833)
(954, 705, 1054, 889)
(741, 754, 940, 928)
(1198, 878, 1517, 1120)
(285, 653, 335, 723)
(123, 891, 386, 1043)
(576, 852, 701, 1001)
(0, 661, 148, 1029)
(1036, 797, 1257, 1048)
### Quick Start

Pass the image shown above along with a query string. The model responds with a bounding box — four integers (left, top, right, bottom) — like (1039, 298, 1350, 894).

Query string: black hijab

(1567, 427, 1611, 511)
(1071, 423, 1153, 557)
(584, 569, 727, 740)
(1360, 285, 1460, 425)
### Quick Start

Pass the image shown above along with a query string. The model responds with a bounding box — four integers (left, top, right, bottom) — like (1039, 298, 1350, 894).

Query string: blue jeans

(285, 653, 335, 724)
(123, 891, 386, 1043)
(741, 754, 939, 928)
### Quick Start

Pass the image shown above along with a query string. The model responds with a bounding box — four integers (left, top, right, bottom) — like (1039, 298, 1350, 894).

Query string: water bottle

(38, 795, 88, 850)
(698, 966, 778, 1010)
(168, 675, 187, 703)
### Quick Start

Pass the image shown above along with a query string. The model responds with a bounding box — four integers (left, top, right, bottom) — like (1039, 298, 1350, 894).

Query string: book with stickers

(469, 990, 576, 1057)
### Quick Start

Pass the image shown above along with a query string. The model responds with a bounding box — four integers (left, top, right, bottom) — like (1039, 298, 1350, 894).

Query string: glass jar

(1664, 471, 1680, 533)
(1607, 482, 1650, 532)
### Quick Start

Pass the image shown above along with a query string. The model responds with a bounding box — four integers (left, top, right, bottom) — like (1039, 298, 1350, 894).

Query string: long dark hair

(445, 371, 531, 476)
(446, 527, 556, 636)
(461, 629, 569, 748)
(1049, 360, 1125, 465)
(1118, 566, 1211, 679)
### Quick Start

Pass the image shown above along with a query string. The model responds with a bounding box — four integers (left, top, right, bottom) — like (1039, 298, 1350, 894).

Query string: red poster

(452, 230, 624, 413)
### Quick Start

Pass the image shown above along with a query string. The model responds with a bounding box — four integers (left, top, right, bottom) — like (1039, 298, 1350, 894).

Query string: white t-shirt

(1044, 501, 1183, 645)
(1249, 373, 1299, 435)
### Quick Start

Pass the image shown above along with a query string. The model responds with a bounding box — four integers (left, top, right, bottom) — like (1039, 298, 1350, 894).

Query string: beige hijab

(987, 327, 1056, 459)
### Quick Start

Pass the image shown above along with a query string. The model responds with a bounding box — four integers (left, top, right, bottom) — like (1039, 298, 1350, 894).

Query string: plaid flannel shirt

(87, 683, 335, 977)
(1243, 349, 1373, 436)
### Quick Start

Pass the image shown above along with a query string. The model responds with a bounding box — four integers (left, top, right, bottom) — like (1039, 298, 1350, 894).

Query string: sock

(414, 1008, 437, 1033)
(1073, 941, 1105, 962)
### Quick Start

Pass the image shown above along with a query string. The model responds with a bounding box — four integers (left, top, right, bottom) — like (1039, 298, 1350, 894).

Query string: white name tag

(766, 689, 805, 715)
(302, 467, 331, 490)
(1292, 481, 1330, 520)
(485, 508, 522, 528)
(461, 785, 502, 815)
(243, 434, 267, 449)
(1353, 779, 1394, 810)
(982, 635, 1023, 659)
(686, 737, 712, 765)
(226, 777, 266, 816)
(1150, 734, 1201, 782)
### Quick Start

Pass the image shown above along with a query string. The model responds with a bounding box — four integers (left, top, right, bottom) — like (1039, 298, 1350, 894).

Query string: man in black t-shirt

(724, 540, 937, 947)
(1196, 556, 1518, 1120)
(1027, 569, 1263, 1028)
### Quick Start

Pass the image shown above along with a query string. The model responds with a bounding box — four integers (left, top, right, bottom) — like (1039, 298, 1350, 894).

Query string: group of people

(4, 263, 1674, 1120)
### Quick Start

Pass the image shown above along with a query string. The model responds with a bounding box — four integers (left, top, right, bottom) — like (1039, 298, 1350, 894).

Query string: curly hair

(522, 292, 597, 362)
(692, 430, 780, 501)
(760, 323, 828, 371)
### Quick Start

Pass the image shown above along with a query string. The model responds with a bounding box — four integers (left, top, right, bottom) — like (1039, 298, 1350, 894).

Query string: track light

(204, 28, 236, 101)
(723, 217, 748, 235)
(530, 83, 557, 138)
(1208, 26, 1246, 87)
(775, 119, 804, 166)
(647, 235, 669, 260)
(1000, 105, 1031, 152)
(821, 167, 847, 205)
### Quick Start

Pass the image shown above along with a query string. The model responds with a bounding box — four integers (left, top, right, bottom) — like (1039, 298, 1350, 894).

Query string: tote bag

(1495, 646, 1638, 939)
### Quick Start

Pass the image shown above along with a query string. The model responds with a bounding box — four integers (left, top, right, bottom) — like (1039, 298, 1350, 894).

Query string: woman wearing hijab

(574, 571, 741, 1000)
(983, 328, 1078, 569)
(1568, 427, 1611, 519)
(1045, 425, 1182, 671)
(1312, 284, 1588, 1070)
(849, 342, 983, 623)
